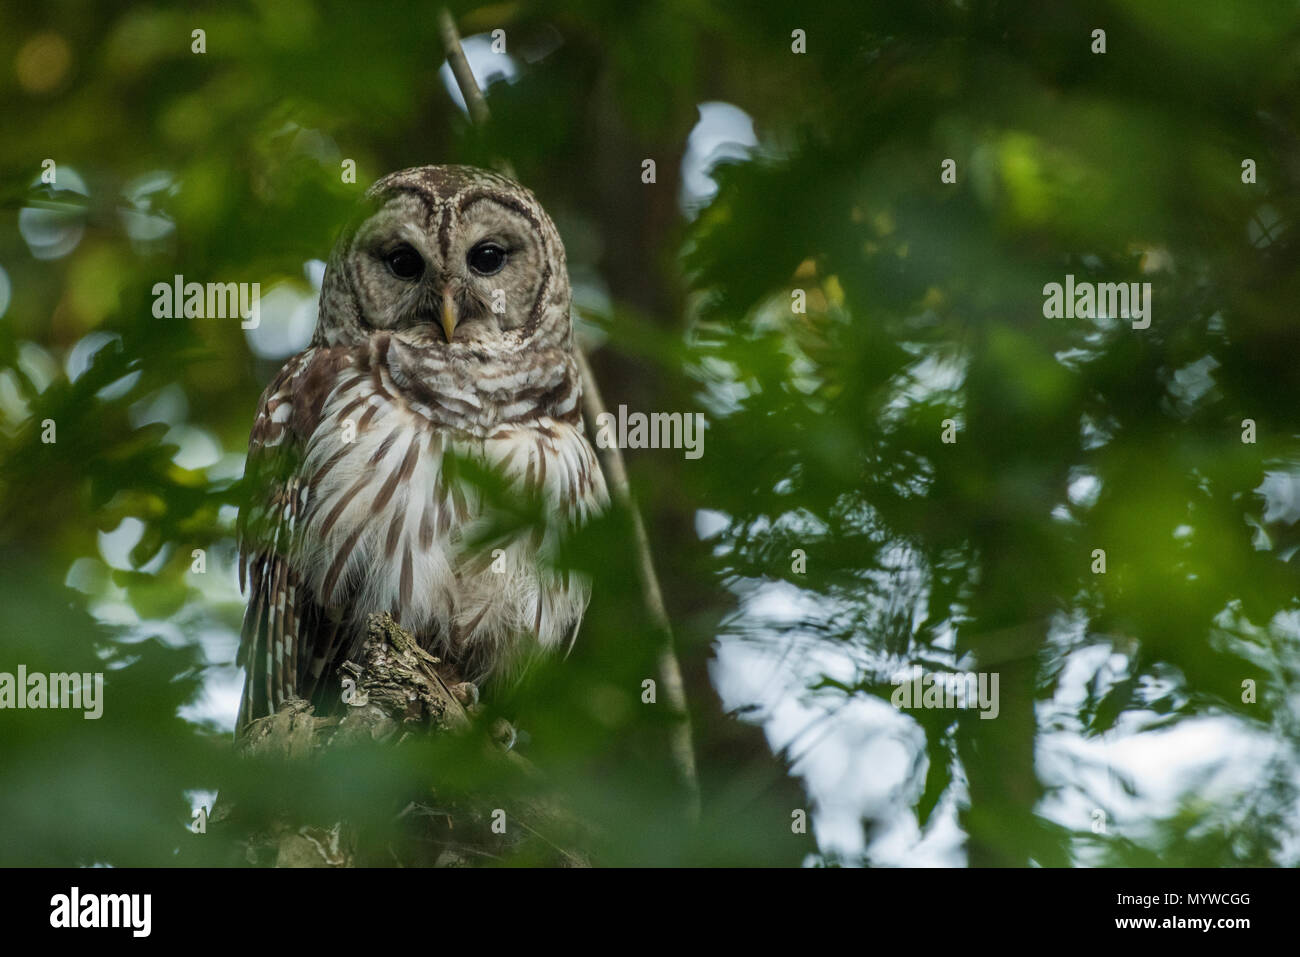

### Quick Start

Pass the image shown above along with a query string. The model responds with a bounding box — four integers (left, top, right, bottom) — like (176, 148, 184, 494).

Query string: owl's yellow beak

(441, 289, 458, 342)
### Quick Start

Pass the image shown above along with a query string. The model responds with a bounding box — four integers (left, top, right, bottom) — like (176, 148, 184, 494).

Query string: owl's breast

(293, 365, 606, 675)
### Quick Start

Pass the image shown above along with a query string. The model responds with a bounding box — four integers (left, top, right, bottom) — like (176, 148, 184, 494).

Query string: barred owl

(236, 165, 608, 729)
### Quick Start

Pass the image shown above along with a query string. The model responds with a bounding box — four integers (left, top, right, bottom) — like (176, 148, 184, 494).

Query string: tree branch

(217, 613, 588, 867)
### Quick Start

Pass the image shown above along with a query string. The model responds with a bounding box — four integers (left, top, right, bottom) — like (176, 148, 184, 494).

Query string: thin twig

(437, 9, 492, 127)
(436, 10, 700, 818)
(573, 348, 700, 817)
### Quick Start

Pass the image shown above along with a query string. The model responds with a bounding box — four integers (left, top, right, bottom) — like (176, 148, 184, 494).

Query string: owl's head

(316, 165, 572, 354)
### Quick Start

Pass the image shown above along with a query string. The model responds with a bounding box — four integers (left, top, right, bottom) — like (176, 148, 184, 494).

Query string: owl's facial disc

(347, 191, 548, 352)
(319, 168, 573, 356)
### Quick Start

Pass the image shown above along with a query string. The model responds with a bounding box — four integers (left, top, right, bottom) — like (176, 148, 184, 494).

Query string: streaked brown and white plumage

(236, 165, 607, 729)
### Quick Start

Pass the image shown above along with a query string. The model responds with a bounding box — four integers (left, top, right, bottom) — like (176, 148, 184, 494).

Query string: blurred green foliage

(0, 0, 1297, 866)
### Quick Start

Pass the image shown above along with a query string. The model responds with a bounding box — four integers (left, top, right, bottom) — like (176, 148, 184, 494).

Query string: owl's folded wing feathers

(235, 347, 348, 730)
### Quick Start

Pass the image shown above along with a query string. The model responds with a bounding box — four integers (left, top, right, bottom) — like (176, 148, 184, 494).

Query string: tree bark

(213, 613, 589, 867)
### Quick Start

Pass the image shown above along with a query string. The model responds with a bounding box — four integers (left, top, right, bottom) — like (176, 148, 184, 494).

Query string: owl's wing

(546, 421, 610, 660)
(235, 347, 345, 730)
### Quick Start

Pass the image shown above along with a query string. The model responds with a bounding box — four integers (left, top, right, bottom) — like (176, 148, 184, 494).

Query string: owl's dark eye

(384, 244, 424, 280)
(467, 241, 507, 276)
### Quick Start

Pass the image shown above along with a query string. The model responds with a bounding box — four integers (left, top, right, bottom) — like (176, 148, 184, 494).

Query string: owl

(235, 165, 608, 729)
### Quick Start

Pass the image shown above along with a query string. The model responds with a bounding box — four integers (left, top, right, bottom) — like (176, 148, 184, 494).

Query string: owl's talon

(449, 681, 479, 708)
(489, 717, 518, 751)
